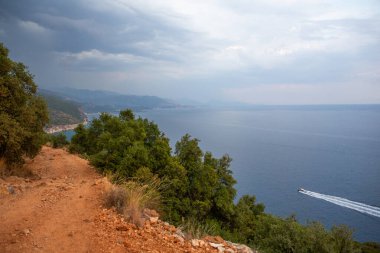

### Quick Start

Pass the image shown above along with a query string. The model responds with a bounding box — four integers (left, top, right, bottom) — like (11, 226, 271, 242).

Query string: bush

(104, 184, 127, 213)
(49, 133, 69, 148)
(361, 242, 380, 253)
(179, 218, 217, 239)
(0, 43, 49, 167)
(72, 109, 365, 252)
(104, 176, 162, 227)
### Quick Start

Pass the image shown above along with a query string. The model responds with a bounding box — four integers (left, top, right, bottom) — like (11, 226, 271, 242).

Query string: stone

(210, 242, 224, 248)
(144, 208, 159, 218)
(175, 228, 184, 236)
(149, 216, 159, 224)
(218, 246, 225, 253)
(7, 185, 15, 194)
(116, 225, 129, 231)
(174, 235, 185, 245)
(235, 244, 254, 253)
(191, 239, 200, 247)
(23, 229, 30, 235)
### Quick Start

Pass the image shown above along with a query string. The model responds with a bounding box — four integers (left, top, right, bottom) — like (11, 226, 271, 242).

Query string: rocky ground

(0, 146, 255, 253)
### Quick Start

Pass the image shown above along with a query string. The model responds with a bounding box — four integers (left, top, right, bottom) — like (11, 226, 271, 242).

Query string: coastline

(44, 117, 88, 134)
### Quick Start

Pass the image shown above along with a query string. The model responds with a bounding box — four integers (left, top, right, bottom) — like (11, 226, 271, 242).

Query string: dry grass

(179, 218, 217, 239)
(104, 176, 162, 227)
(104, 184, 127, 213)
(0, 158, 36, 178)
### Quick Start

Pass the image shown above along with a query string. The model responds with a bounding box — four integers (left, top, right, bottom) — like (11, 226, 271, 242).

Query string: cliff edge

(0, 146, 254, 253)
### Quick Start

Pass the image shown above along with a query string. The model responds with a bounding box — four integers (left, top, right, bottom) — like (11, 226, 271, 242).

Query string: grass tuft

(104, 175, 162, 227)
(179, 218, 217, 239)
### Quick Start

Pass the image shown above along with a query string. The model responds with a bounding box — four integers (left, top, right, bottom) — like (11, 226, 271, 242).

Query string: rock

(169, 226, 176, 233)
(210, 242, 224, 248)
(144, 208, 159, 218)
(175, 228, 185, 238)
(149, 216, 159, 224)
(191, 239, 200, 247)
(199, 240, 206, 247)
(7, 185, 15, 194)
(225, 249, 235, 253)
(218, 246, 225, 253)
(116, 225, 129, 231)
(23, 229, 30, 235)
(173, 235, 185, 245)
(235, 244, 254, 253)
(205, 235, 225, 244)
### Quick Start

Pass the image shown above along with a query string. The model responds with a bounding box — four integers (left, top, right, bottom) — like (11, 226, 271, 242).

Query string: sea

(64, 105, 380, 242)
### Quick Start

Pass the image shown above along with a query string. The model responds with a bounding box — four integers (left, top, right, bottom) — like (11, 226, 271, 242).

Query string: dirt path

(0, 147, 253, 253)
(0, 146, 111, 253)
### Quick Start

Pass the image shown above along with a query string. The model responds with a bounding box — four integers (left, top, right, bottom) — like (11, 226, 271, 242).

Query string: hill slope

(52, 87, 178, 113)
(39, 89, 86, 126)
(0, 147, 254, 253)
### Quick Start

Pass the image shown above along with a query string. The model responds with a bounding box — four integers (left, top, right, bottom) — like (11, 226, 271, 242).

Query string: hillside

(0, 147, 254, 253)
(51, 87, 178, 113)
(39, 89, 86, 126)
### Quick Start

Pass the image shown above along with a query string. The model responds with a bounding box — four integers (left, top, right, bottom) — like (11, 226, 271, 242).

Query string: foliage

(39, 90, 84, 126)
(70, 109, 369, 253)
(48, 133, 69, 148)
(0, 43, 49, 168)
(104, 175, 162, 227)
(361, 242, 380, 253)
(179, 217, 217, 239)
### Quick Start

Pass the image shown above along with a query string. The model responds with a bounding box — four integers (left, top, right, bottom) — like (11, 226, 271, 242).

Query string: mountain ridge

(49, 87, 178, 113)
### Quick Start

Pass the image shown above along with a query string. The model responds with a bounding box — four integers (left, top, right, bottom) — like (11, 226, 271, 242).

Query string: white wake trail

(299, 189, 380, 218)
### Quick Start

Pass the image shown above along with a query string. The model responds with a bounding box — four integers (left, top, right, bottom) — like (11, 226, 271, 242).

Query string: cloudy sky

(1, 0, 379, 104)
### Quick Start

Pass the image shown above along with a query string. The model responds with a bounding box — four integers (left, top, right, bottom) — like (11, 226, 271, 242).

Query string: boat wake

(299, 189, 380, 218)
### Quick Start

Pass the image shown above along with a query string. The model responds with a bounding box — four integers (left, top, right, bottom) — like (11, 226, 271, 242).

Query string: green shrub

(0, 43, 49, 167)
(49, 133, 69, 148)
(179, 218, 217, 239)
(71, 109, 365, 252)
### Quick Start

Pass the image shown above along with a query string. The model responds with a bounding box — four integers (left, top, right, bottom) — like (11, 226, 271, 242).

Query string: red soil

(0, 146, 252, 253)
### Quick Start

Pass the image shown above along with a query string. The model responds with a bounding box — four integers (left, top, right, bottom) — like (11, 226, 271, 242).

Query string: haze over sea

(67, 104, 380, 242)
(138, 105, 380, 242)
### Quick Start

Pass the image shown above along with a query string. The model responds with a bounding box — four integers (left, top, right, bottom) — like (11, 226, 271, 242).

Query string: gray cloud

(0, 0, 379, 104)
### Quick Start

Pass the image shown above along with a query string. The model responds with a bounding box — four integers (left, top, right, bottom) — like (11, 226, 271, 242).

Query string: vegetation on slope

(0, 43, 49, 169)
(51, 87, 177, 113)
(39, 90, 85, 126)
(68, 109, 379, 253)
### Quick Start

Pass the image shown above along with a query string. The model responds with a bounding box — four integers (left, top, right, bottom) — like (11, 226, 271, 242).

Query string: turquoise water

(66, 106, 380, 242)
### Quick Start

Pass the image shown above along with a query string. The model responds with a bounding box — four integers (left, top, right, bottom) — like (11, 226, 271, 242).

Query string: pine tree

(0, 43, 49, 168)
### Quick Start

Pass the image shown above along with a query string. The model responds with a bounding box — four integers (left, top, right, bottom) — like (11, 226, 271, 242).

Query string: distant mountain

(39, 89, 86, 126)
(49, 87, 178, 113)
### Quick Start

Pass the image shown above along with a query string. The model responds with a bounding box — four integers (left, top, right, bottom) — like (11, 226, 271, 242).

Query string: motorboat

(298, 188, 305, 192)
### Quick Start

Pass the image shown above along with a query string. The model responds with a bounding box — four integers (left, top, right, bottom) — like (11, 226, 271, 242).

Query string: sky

(0, 0, 379, 105)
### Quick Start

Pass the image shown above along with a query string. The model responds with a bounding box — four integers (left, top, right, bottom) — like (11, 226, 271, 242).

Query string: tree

(331, 225, 360, 253)
(49, 133, 69, 148)
(0, 43, 49, 167)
